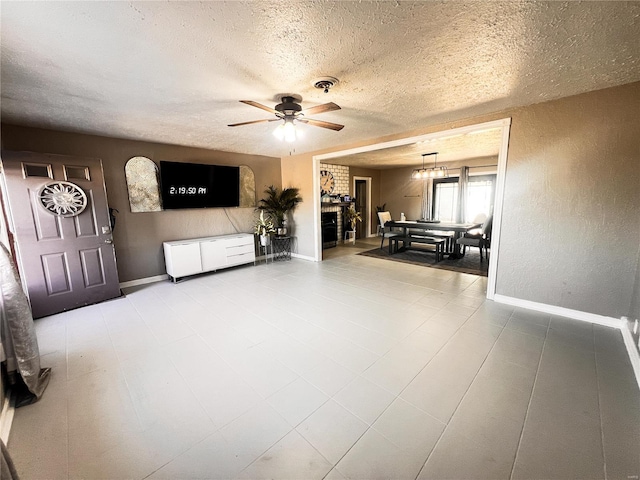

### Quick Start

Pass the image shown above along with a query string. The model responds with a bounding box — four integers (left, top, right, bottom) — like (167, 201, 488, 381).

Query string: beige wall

(628, 234, 640, 352)
(281, 82, 640, 319)
(379, 167, 424, 221)
(0, 125, 281, 282)
(496, 83, 639, 318)
(281, 155, 315, 258)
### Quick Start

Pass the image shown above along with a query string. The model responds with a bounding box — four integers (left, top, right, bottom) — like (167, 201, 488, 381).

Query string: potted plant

(258, 185, 302, 235)
(254, 210, 276, 246)
(345, 205, 362, 231)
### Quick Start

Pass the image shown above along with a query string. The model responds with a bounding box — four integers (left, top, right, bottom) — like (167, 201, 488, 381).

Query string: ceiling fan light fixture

(273, 118, 297, 142)
(283, 120, 296, 142)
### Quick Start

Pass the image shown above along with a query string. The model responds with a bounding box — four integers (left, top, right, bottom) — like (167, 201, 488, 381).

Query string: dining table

(385, 220, 482, 258)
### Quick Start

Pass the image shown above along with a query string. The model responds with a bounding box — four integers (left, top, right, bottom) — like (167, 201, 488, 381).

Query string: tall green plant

(258, 185, 302, 227)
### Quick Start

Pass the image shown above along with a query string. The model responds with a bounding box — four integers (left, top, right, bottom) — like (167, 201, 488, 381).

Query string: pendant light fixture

(411, 152, 448, 179)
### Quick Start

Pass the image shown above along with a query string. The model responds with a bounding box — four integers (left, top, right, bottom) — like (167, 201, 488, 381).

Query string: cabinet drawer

(226, 251, 255, 267)
(224, 235, 254, 248)
(226, 243, 254, 256)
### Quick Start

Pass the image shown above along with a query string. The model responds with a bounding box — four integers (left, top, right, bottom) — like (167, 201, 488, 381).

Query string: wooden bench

(390, 235, 446, 262)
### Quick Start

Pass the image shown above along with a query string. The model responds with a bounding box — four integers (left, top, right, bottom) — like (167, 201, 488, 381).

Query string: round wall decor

(38, 181, 88, 217)
(320, 169, 335, 195)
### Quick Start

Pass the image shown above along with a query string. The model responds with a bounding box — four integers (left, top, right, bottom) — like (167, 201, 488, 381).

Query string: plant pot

(259, 234, 270, 246)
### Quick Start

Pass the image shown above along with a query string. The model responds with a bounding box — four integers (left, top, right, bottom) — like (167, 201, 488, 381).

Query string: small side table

(259, 241, 272, 264)
(272, 235, 292, 261)
(344, 230, 356, 245)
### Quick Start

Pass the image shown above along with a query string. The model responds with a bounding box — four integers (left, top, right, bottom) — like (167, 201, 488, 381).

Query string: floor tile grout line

(314, 289, 484, 476)
(132, 283, 303, 478)
(508, 317, 551, 480)
(98, 296, 163, 452)
(593, 326, 609, 480)
(412, 313, 510, 480)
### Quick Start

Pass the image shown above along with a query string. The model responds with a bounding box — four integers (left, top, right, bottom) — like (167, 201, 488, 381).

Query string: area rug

(358, 245, 488, 276)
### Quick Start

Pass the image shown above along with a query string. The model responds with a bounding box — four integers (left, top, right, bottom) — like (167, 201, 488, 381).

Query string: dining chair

(377, 211, 399, 250)
(456, 215, 492, 261)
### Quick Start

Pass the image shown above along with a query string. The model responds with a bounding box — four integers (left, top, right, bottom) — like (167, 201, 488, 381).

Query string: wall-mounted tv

(160, 161, 240, 209)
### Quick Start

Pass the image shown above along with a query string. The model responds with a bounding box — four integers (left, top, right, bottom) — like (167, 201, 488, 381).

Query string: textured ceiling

(328, 127, 503, 169)
(1, 1, 639, 162)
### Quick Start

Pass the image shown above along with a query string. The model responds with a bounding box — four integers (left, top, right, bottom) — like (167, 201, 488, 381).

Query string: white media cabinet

(163, 233, 255, 282)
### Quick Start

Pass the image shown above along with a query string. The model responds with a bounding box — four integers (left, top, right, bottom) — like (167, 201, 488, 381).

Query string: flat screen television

(160, 161, 240, 209)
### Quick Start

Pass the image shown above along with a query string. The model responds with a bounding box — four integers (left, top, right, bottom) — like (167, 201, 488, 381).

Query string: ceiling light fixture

(411, 152, 448, 179)
(273, 118, 298, 143)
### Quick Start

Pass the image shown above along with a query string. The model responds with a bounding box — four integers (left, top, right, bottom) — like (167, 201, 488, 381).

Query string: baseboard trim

(292, 253, 316, 262)
(0, 390, 15, 444)
(493, 294, 624, 329)
(493, 294, 638, 390)
(119, 274, 168, 289)
(621, 326, 640, 390)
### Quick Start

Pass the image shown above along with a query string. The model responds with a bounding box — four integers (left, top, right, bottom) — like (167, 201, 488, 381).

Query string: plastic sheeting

(1, 438, 19, 480)
(0, 244, 50, 406)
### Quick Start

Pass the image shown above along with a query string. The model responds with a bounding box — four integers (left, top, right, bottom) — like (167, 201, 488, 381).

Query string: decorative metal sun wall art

(38, 181, 88, 217)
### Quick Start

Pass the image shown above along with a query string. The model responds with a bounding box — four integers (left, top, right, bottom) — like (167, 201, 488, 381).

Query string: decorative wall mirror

(125, 156, 162, 212)
(239, 165, 256, 207)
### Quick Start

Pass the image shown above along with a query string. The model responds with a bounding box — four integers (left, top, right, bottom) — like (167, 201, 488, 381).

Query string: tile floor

(7, 252, 640, 479)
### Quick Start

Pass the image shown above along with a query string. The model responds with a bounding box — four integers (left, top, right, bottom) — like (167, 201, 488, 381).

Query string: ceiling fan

(228, 96, 344, 142)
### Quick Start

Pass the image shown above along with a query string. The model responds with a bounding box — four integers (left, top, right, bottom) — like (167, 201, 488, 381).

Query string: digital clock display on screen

(168, 186, 208, 195)
(160, 161, 240, 209)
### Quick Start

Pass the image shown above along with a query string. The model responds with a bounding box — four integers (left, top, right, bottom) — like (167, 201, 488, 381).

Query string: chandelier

(411, 152, 448, 179)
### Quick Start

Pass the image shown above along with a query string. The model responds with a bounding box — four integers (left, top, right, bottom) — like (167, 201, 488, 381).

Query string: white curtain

(456, 166, 469, 223)
(421, 179, 434, 221)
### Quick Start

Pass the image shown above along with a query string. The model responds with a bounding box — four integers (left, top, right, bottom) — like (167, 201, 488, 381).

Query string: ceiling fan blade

(239, 100, 278, 114)
(299, 118, 344, 131)
(300, 102, 341, 116)
(228, 119, 274, 127)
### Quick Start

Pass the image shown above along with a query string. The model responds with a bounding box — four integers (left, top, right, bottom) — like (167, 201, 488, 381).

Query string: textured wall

(379, 167, 424, 221)
(496, 84, 640, 318)
(628, 236, 640, 352)
(281, 155, 314, 257)
(0, 125, 281, 282)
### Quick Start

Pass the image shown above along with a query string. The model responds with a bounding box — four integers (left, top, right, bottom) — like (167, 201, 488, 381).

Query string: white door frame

(314, 118, 511, 300)
(352, 176, 373, 237)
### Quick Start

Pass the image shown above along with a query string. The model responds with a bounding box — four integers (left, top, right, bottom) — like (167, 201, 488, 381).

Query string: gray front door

(1, 151, 120, 318)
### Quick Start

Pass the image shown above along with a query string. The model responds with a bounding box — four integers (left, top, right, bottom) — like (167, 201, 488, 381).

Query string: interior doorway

(352, 176, 372, 238)
(314, 118, 511, 300)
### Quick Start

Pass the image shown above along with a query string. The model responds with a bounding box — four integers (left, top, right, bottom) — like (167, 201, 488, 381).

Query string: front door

(1, 151, 120, 318)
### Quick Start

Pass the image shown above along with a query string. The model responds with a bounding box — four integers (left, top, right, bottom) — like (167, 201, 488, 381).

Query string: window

(433, 179, 459, 222)
(433, 174, 496, 222)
